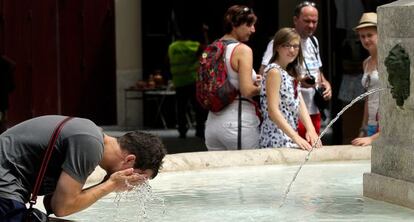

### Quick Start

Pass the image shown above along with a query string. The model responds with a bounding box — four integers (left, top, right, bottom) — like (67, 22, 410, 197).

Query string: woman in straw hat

(351, 12, 380, 146)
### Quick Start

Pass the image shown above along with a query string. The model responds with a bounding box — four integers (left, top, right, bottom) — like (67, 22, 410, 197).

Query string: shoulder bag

(25, 116, 73, 222)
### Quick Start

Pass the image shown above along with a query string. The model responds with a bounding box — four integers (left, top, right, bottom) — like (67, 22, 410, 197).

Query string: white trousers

(205, 100, 260, 151)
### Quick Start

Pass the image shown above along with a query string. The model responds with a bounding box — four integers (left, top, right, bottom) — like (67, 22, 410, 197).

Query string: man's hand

(320, 81, 332, 100)
(108, 168, 148, 192)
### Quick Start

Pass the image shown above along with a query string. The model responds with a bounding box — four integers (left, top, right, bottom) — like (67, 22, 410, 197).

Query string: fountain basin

(60, 145, 414, 221)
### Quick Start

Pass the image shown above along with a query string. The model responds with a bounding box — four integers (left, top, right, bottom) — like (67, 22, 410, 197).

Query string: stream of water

(279, 87, 389, 207)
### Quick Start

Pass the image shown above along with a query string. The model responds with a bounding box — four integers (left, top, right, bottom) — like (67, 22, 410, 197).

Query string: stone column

(363, 0, 414, 209)
(115, 0, 143, 127)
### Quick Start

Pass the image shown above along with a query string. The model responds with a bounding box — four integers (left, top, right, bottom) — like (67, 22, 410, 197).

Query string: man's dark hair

(294, 1, 317, 17)
(118, 131, 167, 178)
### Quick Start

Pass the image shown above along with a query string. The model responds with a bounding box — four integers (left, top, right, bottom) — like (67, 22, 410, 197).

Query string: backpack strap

(221, 39, 240, 72)
(220, 38, 239, 45)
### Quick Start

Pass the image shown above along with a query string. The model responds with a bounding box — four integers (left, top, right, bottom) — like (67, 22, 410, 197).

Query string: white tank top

(361, 57, 380, 125)
(225, 42, 257, 89)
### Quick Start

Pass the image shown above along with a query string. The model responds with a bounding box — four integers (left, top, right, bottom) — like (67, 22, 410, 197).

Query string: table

(124, 88, 144, 126)
(124, 88, 176, 128)
(144, 89, 176, 129)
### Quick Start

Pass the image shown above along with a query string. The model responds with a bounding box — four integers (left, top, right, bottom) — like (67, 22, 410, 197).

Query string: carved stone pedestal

(363, 0, 414, 209)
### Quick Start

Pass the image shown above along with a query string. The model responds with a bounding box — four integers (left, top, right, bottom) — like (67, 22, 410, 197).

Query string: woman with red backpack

(203, 5, 261, 150)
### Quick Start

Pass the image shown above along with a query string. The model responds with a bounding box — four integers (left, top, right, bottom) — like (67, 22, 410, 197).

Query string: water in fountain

(279, 87, 389, 208)
(112, 180, 166, 221)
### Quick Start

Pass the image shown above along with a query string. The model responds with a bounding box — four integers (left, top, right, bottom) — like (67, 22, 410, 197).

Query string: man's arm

(47, 168, 146, 217)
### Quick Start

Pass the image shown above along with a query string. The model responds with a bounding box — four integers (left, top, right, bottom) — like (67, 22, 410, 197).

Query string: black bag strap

(303, 57, 312, 78)
(237, 93, 242, 150)
(308, 35, 323, 75)
(309, 36, 318, 58)
(222, 40, 241, 149)
(309, 36, 318, 49)
(303, 53, 319, 92)
(29, 116, 73, 209)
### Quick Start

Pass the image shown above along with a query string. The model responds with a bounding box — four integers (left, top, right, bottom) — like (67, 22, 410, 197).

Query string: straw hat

(354, 12, 377, 31)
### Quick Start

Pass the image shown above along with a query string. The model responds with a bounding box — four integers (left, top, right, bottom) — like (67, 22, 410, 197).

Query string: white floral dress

(259, 63, 300, 148)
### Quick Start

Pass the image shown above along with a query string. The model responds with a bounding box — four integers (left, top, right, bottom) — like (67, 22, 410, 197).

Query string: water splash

(113, 180, 166, 221)
(279, 87, 388, 208)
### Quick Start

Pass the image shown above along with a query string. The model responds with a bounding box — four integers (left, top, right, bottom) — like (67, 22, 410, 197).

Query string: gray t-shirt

(0, 115, 104, 203)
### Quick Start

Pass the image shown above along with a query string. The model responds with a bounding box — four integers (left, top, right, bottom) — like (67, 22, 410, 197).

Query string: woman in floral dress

(260, 28, 321, 150)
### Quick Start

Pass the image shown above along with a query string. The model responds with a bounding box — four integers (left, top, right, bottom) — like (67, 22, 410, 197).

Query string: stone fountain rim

(160, 145, 370, 172)
(86, 145, 370, 184)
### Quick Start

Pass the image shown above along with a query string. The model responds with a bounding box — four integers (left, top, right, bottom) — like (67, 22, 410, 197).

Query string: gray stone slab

(364, 172, 414, 209)
(372, 144, 414, 182)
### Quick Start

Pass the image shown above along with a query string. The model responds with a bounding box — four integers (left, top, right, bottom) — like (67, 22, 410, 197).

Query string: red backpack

(196, 39, 239, 112)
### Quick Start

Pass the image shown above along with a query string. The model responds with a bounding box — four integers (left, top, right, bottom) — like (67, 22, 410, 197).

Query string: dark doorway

(141, 0, 279, 79)
(140, 0, 278, 128)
